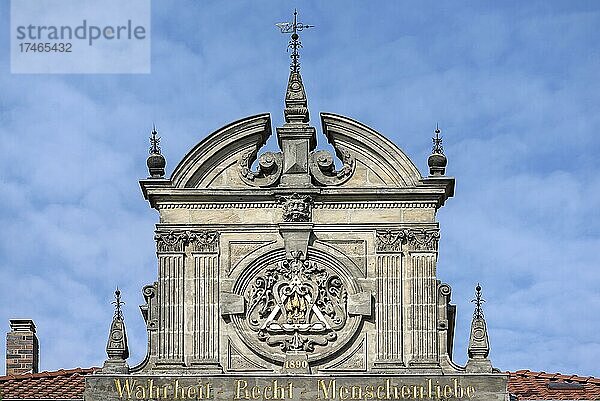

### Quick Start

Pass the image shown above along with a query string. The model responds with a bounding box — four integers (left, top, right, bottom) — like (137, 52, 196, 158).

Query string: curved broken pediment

(166, 112, 424, 191)
(320, 113, 423, 188)
(170, 114, 274, 189)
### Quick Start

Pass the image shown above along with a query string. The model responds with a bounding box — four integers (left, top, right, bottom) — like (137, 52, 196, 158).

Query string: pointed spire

(284, 70, 310, 123)
(102, 288, 130, 373)
(277, 10, 314, 124)
(275, 11, 317, 187)
(466, 284, 493, 373)
(428, 124, 448, 176)
(147, 125, 166, 178)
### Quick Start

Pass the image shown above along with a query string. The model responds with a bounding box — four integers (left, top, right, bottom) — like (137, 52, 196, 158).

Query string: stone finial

(428, 124, 447, 176)
(284, 70, 310, 124)
(466, 284, 493, 373)
(276, 9, 314, 123)
(147, 125, 166, 178)
(102, 288, 130, 373)
(275, 10, 317, 187)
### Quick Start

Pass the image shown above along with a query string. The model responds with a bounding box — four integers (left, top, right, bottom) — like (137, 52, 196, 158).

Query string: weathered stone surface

(95, 31, 508, 401)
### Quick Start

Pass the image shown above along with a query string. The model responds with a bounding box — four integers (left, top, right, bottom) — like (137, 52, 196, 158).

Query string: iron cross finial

(471, 283, 485, 319)
(112, 287, 125, 319)
(276, 9, 314, 72)
(432, 123, 444, 155)
(149, 124, 161, 155)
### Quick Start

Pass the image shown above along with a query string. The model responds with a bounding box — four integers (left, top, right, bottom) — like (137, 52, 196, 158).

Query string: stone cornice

(142, 187, 454, 210)
(155, 201, 438, 210)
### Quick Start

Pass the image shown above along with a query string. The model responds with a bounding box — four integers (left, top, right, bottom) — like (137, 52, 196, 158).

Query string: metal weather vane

(276, 9, 314, 72)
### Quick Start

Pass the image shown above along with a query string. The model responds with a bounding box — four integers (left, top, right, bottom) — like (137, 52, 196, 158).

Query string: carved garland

(154, 230, 219, 253)
(376, 228, 440, 253)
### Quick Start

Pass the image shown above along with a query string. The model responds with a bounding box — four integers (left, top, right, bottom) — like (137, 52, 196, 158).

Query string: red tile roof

(0, 368, 98, 399)
(1, 368, 599, 400)
(509, 370, 600, 400)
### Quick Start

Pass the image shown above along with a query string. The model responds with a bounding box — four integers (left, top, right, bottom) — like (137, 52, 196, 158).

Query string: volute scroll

(309, 145, 355, 186)
(239, 150, 283, 187)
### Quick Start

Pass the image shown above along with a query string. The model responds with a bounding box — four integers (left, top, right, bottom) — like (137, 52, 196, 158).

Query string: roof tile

(0, 368, 98, 399)
(508, 370, 600, 400)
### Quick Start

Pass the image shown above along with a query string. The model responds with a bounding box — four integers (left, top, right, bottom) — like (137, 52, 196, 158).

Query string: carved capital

(154, 230, 220, 253)
(376, 228, 440, 253)
(406, 228, 440, 252)
(376, 229, 404, 253)
(154, 231, 188, 253)
(188, 230, 220, 253)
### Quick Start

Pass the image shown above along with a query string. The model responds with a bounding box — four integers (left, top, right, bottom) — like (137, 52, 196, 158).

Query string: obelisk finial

(276, 9, 314, 72)
(102, 287, 130, 373)
(466, 283, 493, 373)
(276, 10, 315, 126)
(275, 10, 317, 187)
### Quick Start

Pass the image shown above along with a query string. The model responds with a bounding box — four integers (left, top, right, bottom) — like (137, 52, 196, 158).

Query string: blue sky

(1, 1, 599, 376)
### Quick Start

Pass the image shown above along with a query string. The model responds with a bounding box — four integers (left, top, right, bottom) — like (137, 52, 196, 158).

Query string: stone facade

(85, 16, 508, 401)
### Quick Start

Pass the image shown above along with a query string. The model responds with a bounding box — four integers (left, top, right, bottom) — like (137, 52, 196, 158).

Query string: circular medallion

(231, 248, 362, 364)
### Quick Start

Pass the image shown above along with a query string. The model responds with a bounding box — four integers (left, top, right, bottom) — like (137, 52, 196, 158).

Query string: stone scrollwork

(140, 283, 158, 331)
(154, 230, 220, 253)
(239, 150, 283, 187)
(246, 251, 347, 353)
(309, 145, 355, 186)
(376, 228, 440, 253)
(278, 193, 313, 222)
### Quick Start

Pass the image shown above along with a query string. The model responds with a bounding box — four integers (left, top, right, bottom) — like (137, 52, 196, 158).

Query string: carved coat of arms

(246, 251, 348, 353)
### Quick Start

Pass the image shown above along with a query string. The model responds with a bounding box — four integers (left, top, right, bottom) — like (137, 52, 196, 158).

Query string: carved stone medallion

(231, 248, 363, 365)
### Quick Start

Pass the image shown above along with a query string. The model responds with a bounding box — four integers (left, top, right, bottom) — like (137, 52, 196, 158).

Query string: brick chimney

(6, 319, 39, 375)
